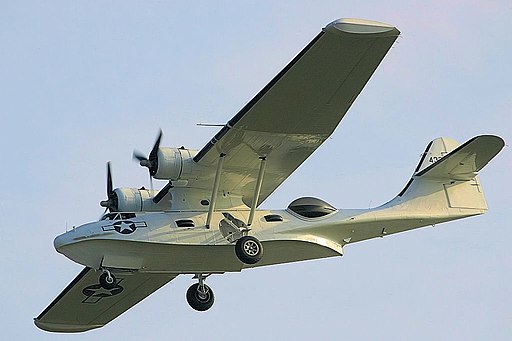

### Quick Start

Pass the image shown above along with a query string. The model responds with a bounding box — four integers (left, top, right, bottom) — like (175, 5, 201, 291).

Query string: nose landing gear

(186, 274, 214, 311)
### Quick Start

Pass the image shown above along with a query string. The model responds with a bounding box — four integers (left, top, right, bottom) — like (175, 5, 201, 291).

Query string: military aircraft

(35, 18, 504, 332)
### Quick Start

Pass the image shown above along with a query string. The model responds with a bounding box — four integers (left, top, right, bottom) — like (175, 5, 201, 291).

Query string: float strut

(247, 157, 267, 226)
(206, 153, 225, 229)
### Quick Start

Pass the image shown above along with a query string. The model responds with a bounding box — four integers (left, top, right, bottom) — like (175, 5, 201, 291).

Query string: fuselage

(54, 194, 479, 275)
(55, 208, 343, 274)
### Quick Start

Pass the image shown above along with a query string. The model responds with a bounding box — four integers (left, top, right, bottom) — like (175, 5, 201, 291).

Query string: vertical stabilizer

(338, 135, 503, 245)
(396, 135, 504, 214)
(414, 137, 460, 174)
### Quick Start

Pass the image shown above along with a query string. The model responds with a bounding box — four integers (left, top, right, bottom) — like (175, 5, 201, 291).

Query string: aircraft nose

(53, 232, 71, 251)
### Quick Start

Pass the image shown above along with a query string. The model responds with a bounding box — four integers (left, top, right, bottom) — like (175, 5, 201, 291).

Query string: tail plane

(338, 134, 507, 244)
(396, 135, 504, 214)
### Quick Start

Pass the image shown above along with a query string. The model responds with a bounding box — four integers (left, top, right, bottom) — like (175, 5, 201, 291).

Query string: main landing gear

(218, 213, 264, 265)
(186, 274, 214, 311)
(235, 235, 263, 264)
(186, 236, 263, 312)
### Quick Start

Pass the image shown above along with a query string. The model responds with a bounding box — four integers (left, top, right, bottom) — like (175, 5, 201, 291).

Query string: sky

(1, 1, 511, 340)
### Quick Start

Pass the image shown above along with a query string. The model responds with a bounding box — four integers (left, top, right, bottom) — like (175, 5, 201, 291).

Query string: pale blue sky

(1, 1, 511, 340)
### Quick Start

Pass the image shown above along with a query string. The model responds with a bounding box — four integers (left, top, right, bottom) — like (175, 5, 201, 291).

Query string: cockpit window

(100, 212, 136, 221)
(101, 213, 116, 220)
(287, 197, 337, 218)
(121, 213, 136, 219)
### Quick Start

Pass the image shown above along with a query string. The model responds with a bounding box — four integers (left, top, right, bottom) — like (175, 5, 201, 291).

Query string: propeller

(133, 129, 163, 192)
(133, 129, 162, 176)
(99, 162, 118, 212)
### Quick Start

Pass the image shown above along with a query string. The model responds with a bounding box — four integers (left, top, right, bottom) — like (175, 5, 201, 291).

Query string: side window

(264, 214, 283, 222)
(287, 197, 337, 218)
(175, 219, 195, 228)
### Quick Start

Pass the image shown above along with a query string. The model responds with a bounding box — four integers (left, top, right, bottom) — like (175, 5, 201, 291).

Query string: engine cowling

(114, 187, 170, 212)
(153, 147, 198, 180)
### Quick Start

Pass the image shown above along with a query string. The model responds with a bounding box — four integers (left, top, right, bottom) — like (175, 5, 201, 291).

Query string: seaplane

(35, 18, 505, 332)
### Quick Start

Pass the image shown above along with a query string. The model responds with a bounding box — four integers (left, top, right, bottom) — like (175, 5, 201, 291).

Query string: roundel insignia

(102, 220, 147, 234)
(82, 283, 124, 304)
(113, 220, 137, 234)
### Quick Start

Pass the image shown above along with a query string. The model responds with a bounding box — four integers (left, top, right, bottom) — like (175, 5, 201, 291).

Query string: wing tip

(324, 18, 400, 36)
(34, 318, 102, 333)
(475, 134, 505, 149)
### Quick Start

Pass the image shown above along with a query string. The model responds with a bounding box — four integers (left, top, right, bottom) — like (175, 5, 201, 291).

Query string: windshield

(100, 212, 136, 221)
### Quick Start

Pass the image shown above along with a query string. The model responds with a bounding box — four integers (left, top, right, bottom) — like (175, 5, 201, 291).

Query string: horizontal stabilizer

(415, 135, 504, 180)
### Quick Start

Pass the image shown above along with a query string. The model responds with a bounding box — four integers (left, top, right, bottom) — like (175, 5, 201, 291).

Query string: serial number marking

(429, 151, 448, 163)
(429, 156, 443, 163)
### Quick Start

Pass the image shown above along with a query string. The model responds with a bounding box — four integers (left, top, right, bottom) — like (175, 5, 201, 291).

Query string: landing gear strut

(99, 270, 117, 290)
(186, 274, 214, 311)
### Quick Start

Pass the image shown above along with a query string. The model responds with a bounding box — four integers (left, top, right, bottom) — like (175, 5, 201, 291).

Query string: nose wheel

(186, 274, 214, 311)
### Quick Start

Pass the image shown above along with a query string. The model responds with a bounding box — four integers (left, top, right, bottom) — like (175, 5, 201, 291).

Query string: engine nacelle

(114, 187, 170, 212)
(153, 147, 198, 180)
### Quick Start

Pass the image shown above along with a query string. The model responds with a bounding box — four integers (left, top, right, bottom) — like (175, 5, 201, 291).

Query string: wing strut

(205, 153, 226, 228)
(247, 157, 267, 226)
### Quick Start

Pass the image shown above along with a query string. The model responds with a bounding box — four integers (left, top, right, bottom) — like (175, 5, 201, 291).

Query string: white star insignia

(116, 222, 135, 233)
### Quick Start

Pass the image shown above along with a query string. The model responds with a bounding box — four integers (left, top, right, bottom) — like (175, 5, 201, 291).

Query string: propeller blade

(106, 162, 113, 197)
(149, 129, 163, 161)
(100, 162, 118, 212)
(132, 129, 163, 176)
(152, 182, 173, 204)
(132, 150, 148, 163)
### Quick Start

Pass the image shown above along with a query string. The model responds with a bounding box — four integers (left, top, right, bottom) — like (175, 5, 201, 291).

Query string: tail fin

(397, 135, 504, 213)
(413, 137, 460, 174)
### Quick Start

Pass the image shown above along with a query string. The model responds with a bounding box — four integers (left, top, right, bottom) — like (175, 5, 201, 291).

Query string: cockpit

(100, 212, 137, 221)
(287, 197, 337, 218)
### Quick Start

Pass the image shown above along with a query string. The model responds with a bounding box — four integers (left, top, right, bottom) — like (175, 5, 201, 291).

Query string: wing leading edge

(192, 19, 400, 207)
(35, 268, 177, 333)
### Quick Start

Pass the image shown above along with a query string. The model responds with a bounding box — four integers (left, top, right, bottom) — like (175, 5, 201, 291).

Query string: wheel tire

(186, 283, 214, 311)
(235, 236, 263, 264)
(99, 272, 117, 290)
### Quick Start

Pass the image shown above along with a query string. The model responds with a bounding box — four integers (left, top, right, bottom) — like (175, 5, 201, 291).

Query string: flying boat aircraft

(35, 18, 505, 332)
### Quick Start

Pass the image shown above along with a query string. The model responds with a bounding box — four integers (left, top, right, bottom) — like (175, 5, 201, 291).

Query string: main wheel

(99, 271, 117, 290)
(235, 236, 263, 264)
(186, 283, 215, 311)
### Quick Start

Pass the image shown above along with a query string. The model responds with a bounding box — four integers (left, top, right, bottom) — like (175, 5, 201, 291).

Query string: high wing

(191, 19, 400, 207)
(35, 268, 177, 332)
